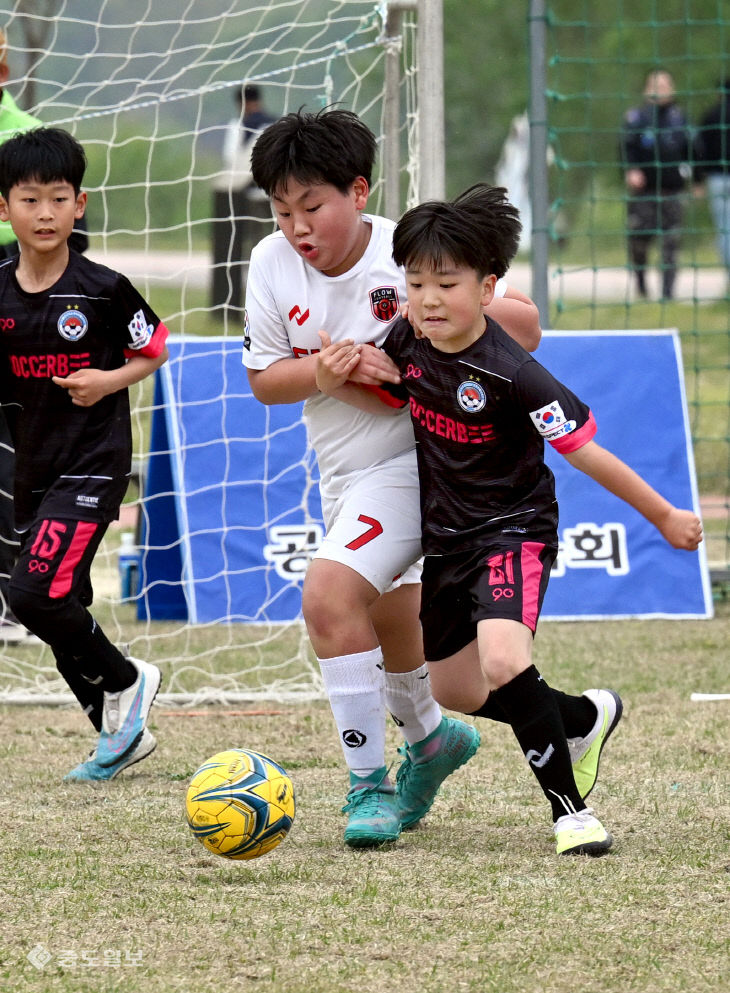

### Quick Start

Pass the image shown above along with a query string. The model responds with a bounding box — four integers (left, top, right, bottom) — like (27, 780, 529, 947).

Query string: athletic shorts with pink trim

(419, 535, 558, 662)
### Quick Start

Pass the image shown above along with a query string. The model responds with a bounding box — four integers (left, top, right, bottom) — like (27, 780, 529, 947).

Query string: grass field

(2, 605, 728, 993)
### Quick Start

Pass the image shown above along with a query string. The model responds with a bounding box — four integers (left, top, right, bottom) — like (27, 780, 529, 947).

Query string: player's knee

(302, 564, 374, 637)
(431, 684, 476, 714)
(8, 584, 46, 637)
(483, 654, 529, 691)
(302, 582, 346, 639)
(7, 584, 76, 644)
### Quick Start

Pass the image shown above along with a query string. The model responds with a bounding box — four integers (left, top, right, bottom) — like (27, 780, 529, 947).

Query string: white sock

(318, 648, 387, 778)
(384, 663, 442, 746)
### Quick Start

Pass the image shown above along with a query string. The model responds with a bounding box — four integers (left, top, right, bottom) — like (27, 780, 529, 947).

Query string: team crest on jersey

(369, 286, 399, 323)
(57, 308, 88, 341)
(457, 380, 486, 413)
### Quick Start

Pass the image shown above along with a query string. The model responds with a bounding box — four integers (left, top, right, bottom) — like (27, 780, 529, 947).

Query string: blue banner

(538, 331, 711, 618)
(138, 332, 711, 622)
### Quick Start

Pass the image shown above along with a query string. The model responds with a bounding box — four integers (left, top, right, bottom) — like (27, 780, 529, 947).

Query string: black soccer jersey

(0, 250, 168, 529)
(382, 316, 597, 555)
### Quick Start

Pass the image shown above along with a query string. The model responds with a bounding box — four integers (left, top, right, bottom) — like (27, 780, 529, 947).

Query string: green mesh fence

(540, 0, 730, 597)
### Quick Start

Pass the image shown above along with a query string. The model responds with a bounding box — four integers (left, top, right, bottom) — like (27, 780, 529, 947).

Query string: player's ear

(351, 176, 369, 209)
(480, 273, 497, 307)
(0, 195, 8, 222)
(74, 191, 87, 218)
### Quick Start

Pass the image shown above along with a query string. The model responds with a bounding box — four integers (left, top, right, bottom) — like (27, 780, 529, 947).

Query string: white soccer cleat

(96, 658, 161, 767)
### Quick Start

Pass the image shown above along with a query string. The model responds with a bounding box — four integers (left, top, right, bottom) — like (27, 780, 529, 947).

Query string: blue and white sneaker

(64, 729, 157, 782)
(95, 658, 161, 768)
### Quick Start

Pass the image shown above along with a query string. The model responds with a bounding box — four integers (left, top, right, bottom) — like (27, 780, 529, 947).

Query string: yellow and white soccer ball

(185, 748, 295, 861)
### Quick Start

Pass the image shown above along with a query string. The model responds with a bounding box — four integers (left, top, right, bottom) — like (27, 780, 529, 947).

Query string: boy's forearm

(90, 348, 169, 396)
(118, 347, 169, 389)
(565, 440, 703, 550)
(329, 382, 403, 416)
(101, 353, 162, 395)
(51, 347, 169, 407)
(247, 355, 318, 404)
(565, 441, 673, 528)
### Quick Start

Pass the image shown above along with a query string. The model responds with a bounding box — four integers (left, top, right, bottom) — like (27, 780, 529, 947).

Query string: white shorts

(315, 449, 423, 594)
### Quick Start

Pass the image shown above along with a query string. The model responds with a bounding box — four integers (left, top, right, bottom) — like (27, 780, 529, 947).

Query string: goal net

(0, 0, 422, 704)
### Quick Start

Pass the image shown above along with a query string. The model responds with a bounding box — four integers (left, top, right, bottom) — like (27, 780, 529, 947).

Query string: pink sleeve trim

(359, 382, 408, 409)
(549, 410, 597, 454)
(123, 321, 170, 360)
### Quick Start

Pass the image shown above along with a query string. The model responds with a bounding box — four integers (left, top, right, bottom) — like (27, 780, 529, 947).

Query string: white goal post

(0, 0, 445, 705)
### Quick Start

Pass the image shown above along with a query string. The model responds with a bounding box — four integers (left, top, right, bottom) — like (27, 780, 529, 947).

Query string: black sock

(491, 665, 585, 821)
(52, 613, 136, 694)
(54, 649, 104, 731)
(471, 685, 596, 739)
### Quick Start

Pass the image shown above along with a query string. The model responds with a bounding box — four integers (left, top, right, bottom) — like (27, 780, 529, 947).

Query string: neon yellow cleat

(554, 808, 613, 856)
(569, 689, 623, 799)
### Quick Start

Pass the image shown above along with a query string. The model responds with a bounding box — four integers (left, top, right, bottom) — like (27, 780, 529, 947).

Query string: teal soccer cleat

(395, 716, 480, 829)
(342, 766, 401, 848)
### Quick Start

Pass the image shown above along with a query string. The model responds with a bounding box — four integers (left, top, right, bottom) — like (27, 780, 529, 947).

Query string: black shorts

(12, 515, 108, 603)
(420, 534, 558, 662)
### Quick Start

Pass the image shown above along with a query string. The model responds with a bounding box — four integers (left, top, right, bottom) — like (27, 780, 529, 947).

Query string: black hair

(250, 107, 376, 197)
(0, 126, 86, 198)
(392, 183, 521, 279)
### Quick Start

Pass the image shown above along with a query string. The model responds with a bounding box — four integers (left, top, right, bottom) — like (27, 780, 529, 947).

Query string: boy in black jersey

(0, 127, 169, 781)
(317, 184, 703, 855)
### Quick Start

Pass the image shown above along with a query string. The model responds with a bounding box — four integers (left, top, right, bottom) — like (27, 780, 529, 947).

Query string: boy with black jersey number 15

(0, 127, 169, 782)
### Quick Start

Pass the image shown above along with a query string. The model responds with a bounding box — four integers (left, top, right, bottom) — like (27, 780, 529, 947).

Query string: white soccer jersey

(242, 214, 415, 492)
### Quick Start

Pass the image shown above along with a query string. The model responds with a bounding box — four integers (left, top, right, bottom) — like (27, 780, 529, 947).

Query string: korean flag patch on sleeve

(529, 400, 576, 441)
(127, 309, 154, 350)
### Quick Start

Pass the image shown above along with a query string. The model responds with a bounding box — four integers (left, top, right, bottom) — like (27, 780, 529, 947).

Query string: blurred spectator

(619, 69, 693, 300)
(223, 84, 277, 170)
(0, 28, 87, 643)
(694, 77, 730, 287)
(211, 85, 278, 320)
(0, 30, 87, 259)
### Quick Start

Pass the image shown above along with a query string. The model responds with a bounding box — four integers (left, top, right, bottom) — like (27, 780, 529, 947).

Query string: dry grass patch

(1, 609, 728, 993)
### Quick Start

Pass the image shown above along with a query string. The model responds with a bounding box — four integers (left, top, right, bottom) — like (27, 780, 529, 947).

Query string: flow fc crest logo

(369, 286, 399, 322)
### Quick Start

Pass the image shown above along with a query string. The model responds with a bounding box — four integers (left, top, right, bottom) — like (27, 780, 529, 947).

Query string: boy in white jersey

(243, 109, 615, 848)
